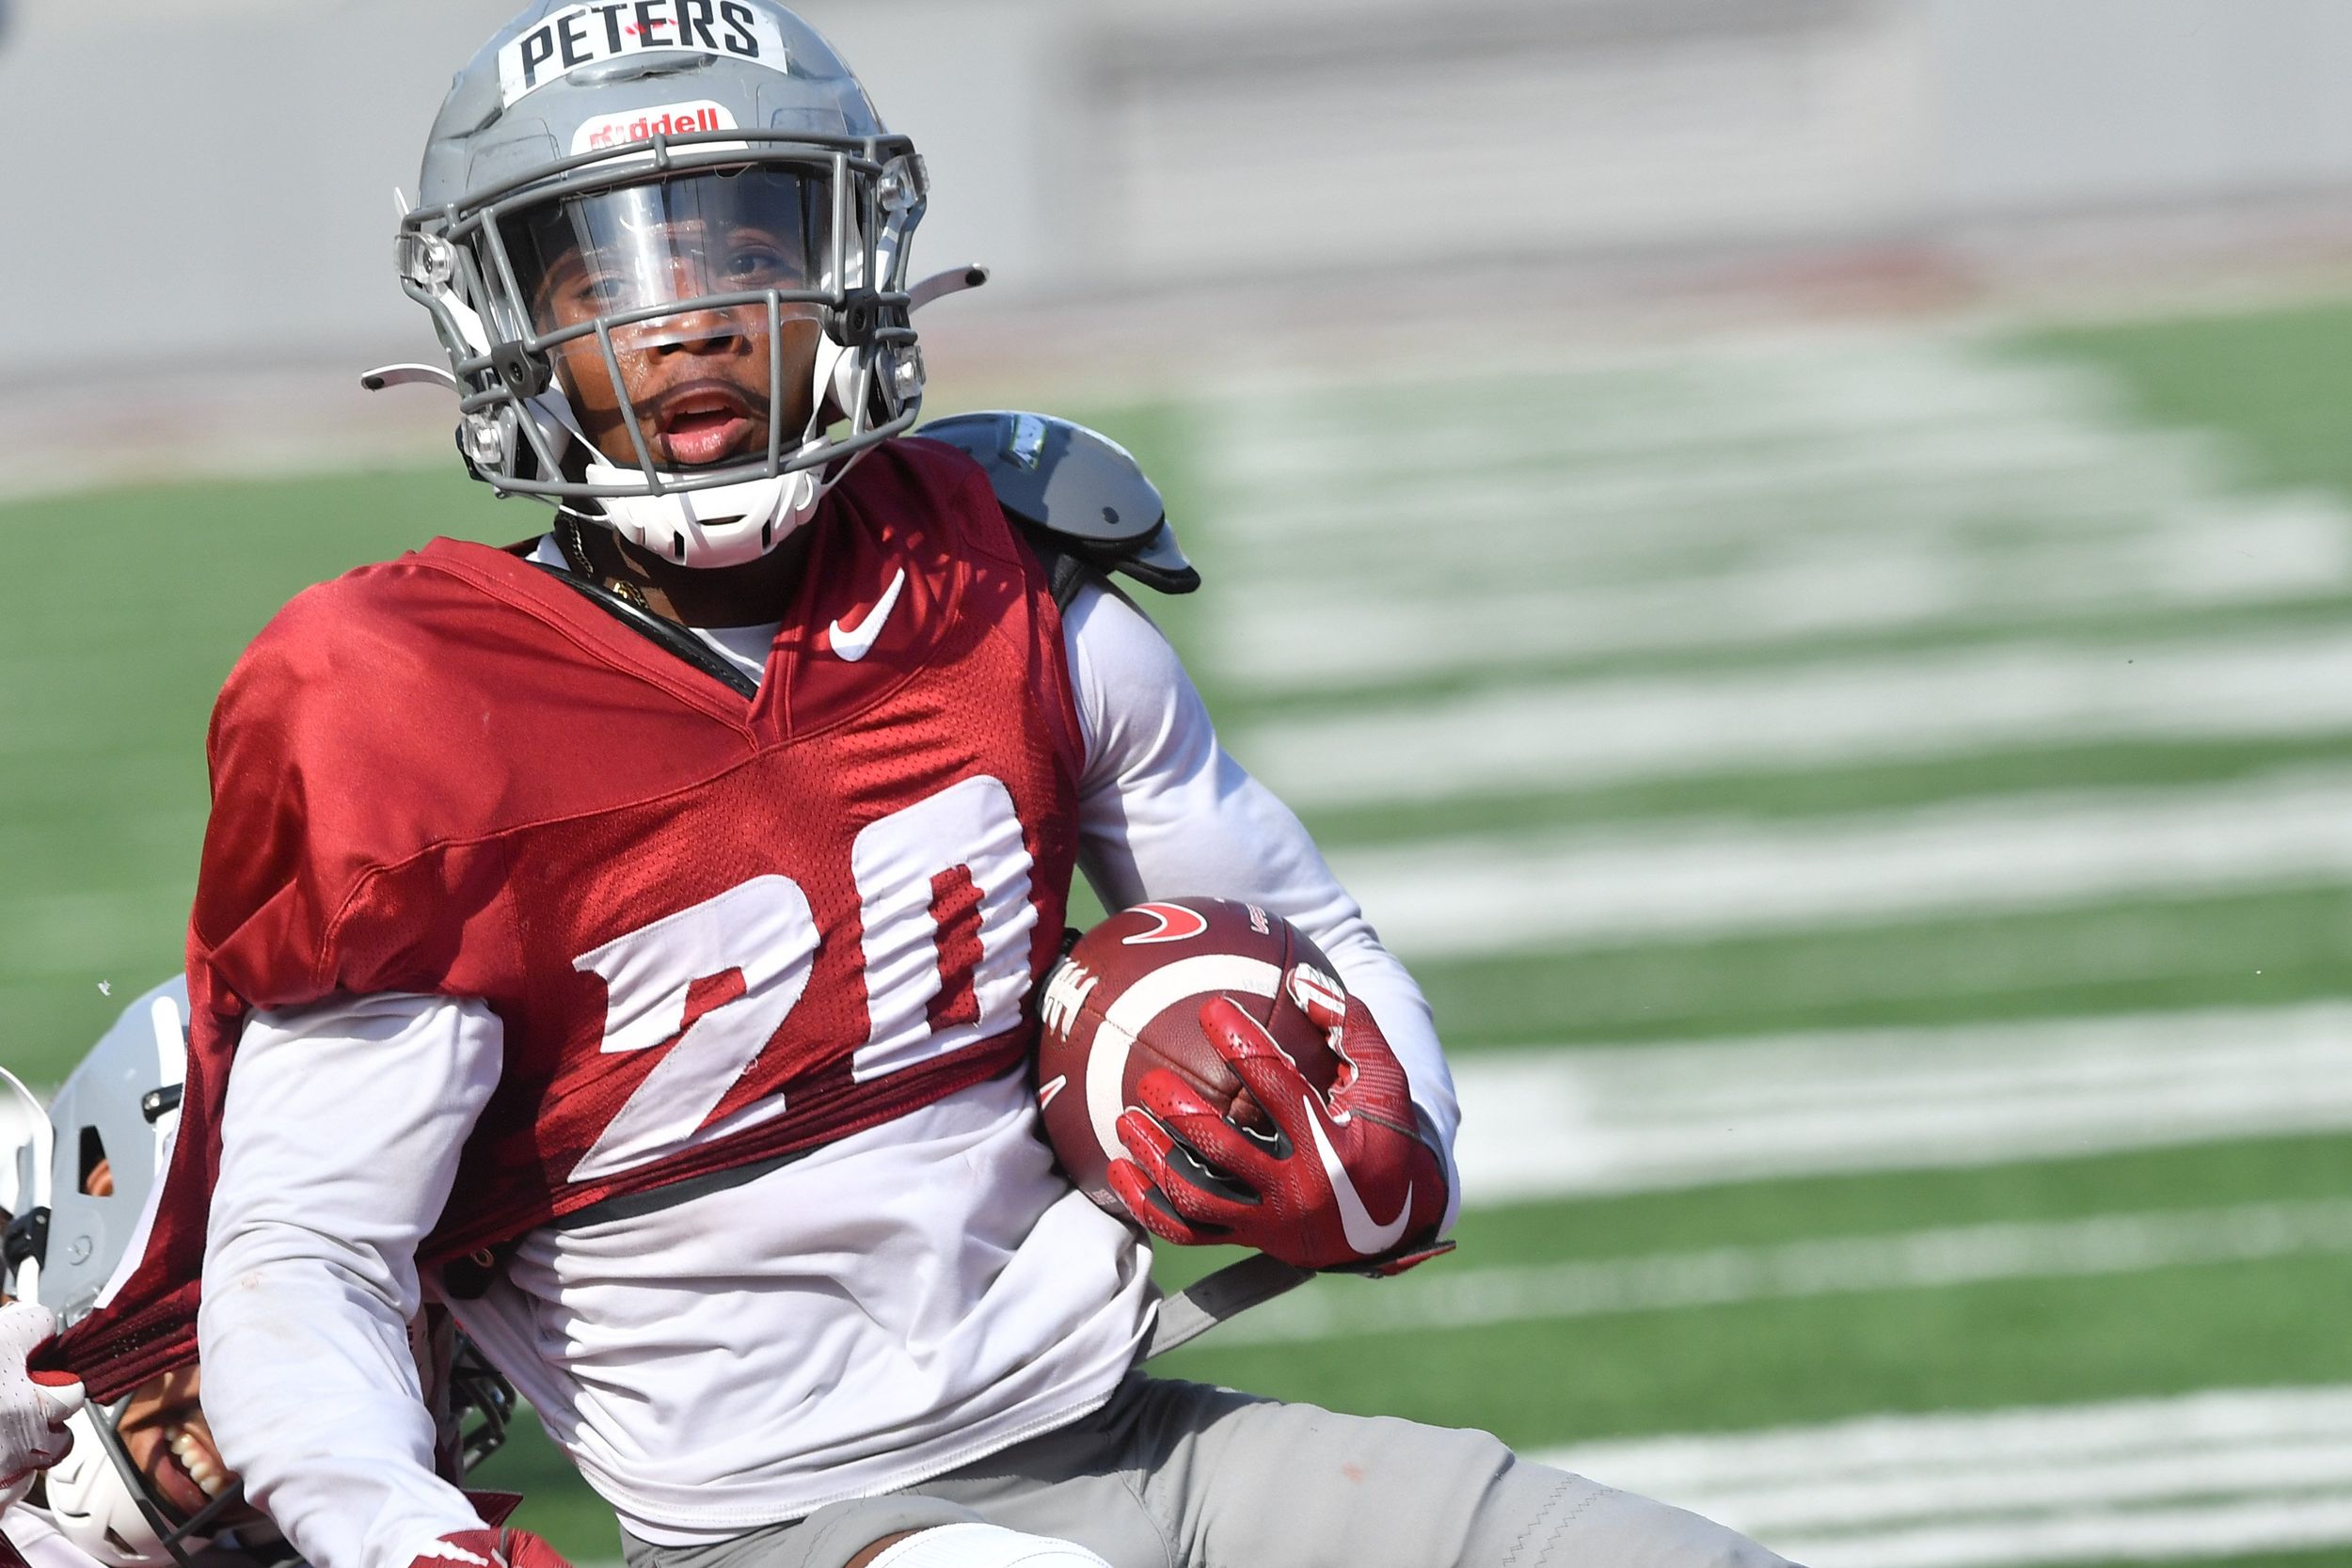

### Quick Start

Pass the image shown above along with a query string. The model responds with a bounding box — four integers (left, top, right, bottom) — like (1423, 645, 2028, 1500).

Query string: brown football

(1034, 896, 1343, 1214)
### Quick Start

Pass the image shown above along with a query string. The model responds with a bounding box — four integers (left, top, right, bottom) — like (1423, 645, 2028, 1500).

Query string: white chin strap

(554, 331, 869, 571)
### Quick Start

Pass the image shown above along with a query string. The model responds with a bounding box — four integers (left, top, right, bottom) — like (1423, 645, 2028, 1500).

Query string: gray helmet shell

(34, 977, 188, 1327)
(400, 1, 930, 567)
(420, 3, 887, 211)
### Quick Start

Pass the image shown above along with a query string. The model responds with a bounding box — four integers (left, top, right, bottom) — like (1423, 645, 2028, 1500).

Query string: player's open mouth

(652, 382, 756, 467)
(148, 1418, 232, 1513)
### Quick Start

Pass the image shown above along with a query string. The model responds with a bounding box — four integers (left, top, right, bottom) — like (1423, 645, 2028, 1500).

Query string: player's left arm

(200, 991, 510, 1568)
(1062, 579, 1464, 1259)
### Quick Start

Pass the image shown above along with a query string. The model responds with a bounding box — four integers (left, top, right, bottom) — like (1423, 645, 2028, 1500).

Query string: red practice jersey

(56, 438, 1085, 1399)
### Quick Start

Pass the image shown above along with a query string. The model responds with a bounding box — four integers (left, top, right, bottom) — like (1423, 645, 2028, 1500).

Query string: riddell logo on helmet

(574, 102, 738, 155)
(499, 3, 790, 106)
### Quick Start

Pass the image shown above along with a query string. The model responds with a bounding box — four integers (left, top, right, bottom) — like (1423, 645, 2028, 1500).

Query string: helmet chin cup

(584, 464, 825, 569)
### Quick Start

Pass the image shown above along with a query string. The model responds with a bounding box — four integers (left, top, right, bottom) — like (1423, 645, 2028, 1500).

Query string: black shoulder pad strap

(914, 411, 1201, 600)
(1022, 536, 1098, 612)
(528, 562, 760, 700)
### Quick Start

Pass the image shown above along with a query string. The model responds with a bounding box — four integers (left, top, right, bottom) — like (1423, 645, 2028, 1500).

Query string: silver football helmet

(385, 0, 934, 569)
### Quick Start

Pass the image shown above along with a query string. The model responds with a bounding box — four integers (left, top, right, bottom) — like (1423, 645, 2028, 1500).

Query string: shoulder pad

(916, 412, 1201, 603)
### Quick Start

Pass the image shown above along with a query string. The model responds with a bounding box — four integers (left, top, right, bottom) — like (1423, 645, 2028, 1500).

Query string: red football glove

(1109, 969, 1451, 1273)
(411, 1528, 572, 1568)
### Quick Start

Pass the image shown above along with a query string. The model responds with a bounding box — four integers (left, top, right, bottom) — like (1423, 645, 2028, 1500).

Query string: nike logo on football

(829, 567, 907, 662)
(1303, 1096, 1412, 1256)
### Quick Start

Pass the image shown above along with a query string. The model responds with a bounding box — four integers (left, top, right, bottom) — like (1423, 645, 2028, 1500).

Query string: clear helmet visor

(506, 166, 831, 339)
(498, 168, 835, 476)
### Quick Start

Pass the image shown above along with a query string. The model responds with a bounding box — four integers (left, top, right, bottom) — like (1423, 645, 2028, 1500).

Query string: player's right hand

(410, 1528, 574, 1568)
(0, 1299, 84, 1509)
(1113, 978, 1450, 1273)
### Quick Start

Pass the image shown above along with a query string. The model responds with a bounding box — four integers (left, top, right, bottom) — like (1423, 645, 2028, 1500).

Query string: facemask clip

(461, 412, 513, 473)
(490, 343, 552, 399)
(829, 289, 885, 349)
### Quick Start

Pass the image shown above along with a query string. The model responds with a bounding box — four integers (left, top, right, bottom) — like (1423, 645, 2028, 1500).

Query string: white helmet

(388, 0, 931, 569)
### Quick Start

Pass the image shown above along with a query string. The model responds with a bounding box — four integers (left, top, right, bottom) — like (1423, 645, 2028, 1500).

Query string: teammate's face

(113, 1364, 246, 1523)
(512, 170, 828, 473)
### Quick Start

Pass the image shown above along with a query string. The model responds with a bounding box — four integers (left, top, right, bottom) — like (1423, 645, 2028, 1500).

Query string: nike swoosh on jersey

(1303, 1096, 1412, 1255)
(828, 567, 907, 662)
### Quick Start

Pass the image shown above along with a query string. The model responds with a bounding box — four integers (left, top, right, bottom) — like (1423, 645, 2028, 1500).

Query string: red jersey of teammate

(54, 438, 1085, 1399)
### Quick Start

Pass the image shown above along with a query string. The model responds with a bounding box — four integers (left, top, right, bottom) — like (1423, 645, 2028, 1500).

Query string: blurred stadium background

(9, 2, 2352, 1564)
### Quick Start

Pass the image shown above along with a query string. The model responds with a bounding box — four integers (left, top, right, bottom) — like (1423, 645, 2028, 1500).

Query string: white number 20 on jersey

(568, 776, 1036, 1183)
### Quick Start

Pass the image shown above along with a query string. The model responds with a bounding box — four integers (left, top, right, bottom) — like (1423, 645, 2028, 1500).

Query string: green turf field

(12, 296, 2352, 1566)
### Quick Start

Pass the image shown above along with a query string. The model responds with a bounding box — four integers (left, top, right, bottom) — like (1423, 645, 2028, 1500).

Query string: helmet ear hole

(76, 1128, 107, 1196)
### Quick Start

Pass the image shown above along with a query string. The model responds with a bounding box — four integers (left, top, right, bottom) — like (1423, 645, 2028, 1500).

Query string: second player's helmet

(401, 1, 929, 567)
(3, 981, 516, 1568)
(7, 979, 250, 1568)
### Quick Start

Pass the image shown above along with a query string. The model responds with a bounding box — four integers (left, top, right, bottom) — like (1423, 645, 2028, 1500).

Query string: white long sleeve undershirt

(200, 996, 502, 1568)
(200, 571, 1461, 1568)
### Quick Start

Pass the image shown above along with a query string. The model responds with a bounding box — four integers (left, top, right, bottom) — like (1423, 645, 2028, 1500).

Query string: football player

(3, 981, 517, 1568)
(46, 6, 1792, 1568)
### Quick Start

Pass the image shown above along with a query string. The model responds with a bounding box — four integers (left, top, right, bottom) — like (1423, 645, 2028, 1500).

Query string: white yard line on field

(1236, 628, 2352, 804)
(1197, 333, 2352, 687)
(1213, 421, 2219, 538)
(1535, 1386, 2352, 1568)
(1329, 766, 2352, 956)
(1213, 502, 2346, 688)
(1212, 1199, 2352, 1345)
(1209, 334, 2128, 493)
(1446, 1003, 2352, 1199)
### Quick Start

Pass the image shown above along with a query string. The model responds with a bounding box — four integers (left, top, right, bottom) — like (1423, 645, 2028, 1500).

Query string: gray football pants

(621, 1375, 1795, 1568)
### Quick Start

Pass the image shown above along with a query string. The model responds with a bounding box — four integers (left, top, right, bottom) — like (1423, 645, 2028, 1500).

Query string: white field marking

(1534, 1386, 2352, 1568)
(1207, 335, 2199, 522)
(1210, 1198, 2352, 1346)
(1447, 1002, 2352, 1201)
(1330, 766, 2352, 958)
(1194, 333, 2352, 687)
(1236, 628, 2352, 805)
(1213, 502, 2347, 688)
(1214, 421, 2225, 541)
(1217, 461, 2226, 584)
(1210, 332, 2126, 488)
